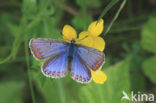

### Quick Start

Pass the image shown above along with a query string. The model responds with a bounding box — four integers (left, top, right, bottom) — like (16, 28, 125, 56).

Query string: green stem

(56, 80, 66, 103)
(103, 0, 127, 37)
(43, 19, 49, 35)
(81, 0, 87, 30)
(97, 0, 119, 23)
(25, 36, 36, 103)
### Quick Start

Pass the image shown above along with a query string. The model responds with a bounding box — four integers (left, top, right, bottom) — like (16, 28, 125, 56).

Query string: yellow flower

(88, 19, 104, 36)
(91, 69, 107, 84)
(62, 25, 77, 42)
(62, 19, 107, 84)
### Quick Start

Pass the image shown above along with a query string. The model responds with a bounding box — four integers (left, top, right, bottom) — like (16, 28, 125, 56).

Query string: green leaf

(142, 56, 156, 84)
(79, 58, 131, 103)
(0, 81, 24, 103)
(130, 71, 146, 92)
(141, 17, 156, 53)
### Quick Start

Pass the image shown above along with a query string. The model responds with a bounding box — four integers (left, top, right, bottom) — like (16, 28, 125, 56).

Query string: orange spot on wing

(36, 52, 40, 56)
(34, 49, 39, 53)
(39, 56, 43, 59)
(76, 75, 78, 79)
(93, 65, 96, 70)
(57, 72, 60, 76)
(48, 72, 51, 75)
(84, 78, 86, 81)
(33, 49, 43, 59)
(63, 72, 66, 75)
(52, 72, 55, 75)
(92, 58, 103, 70)
(80, 76, 82, 81)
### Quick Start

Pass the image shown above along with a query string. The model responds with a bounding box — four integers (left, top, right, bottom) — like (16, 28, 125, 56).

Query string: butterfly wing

(29, 38, 68, 60)
(77, 44, 105, 71)
(41, 52, 68, 78)
(71, 52, 92, 83)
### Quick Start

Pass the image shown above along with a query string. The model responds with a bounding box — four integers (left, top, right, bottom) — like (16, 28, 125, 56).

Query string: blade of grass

(103, 0, 127, 37)
(43, 19, 49, 35)
(97, 0, 119, 23)
(25, 35, 36, 103)
(81, 0, 87, 30)
(56, 80, 66, 103)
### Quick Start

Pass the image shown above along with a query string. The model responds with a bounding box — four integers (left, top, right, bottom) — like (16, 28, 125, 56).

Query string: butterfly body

(29, 38, 105, 83)
(67, 40, 77, 57)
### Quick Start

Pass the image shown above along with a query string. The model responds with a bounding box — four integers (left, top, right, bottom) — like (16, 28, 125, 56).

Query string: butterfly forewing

(77, 44, 105, 71)
(29, 38, 68, 60)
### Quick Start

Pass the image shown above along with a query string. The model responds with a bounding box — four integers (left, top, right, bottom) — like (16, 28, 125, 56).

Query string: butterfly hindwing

(29, 38, 68, 60)
(41, 52, 68, 78)
(77, 44, 105, 71)
(71, 53, 92, 83)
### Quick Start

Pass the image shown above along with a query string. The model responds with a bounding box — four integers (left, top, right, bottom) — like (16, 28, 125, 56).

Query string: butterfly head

(75, 35, 88, 43)
(71, 39, 76, 44)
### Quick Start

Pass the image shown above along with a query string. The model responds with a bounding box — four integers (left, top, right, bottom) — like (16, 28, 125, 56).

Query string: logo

(122, 91, 155, 102)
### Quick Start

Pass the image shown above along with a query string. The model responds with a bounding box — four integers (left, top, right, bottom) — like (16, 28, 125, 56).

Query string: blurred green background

(0, 0, 156, 103)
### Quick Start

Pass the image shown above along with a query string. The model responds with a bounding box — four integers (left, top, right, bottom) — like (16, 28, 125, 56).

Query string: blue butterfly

(29, 38, 105, 83)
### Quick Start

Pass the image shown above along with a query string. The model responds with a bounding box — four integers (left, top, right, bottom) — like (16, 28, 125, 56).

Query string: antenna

(76, 35, 88, 43)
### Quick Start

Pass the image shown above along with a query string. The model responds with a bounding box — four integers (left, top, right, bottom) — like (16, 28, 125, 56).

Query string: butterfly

(29, 38, 105, 83)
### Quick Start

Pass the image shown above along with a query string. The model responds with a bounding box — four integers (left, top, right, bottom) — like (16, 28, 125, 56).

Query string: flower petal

(91, 70, 107, 84)
(88, 19, 104, 36)
(62, 25, 77, 42)
(92, 36, 105, 51)
(77, 31, 93, 47)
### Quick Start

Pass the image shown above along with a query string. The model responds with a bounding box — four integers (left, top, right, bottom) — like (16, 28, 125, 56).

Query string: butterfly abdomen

(67, 43, 78, 71)
(68, 43, 77, 56)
